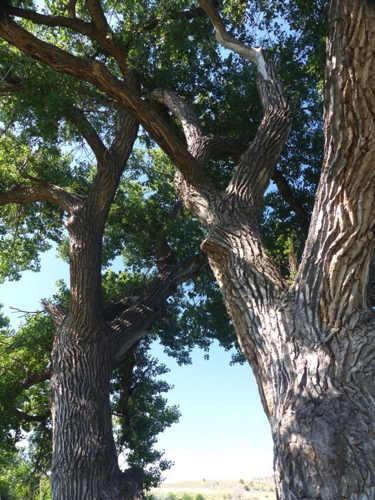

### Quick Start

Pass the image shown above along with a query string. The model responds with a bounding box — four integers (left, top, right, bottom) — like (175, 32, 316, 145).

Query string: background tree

(1, 0, 374, 499)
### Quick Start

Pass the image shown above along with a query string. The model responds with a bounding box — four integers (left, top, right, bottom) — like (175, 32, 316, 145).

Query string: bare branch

(198, 0, 269, 80)
(66, 0, 78, 18)
(108, 108, 140, 160)
(151, 89, 246, 166)
(84, 0, 108, 32)
(41, 299, 67, 327)
(196, 135, 246, 165)
(6, 6, 96, 37)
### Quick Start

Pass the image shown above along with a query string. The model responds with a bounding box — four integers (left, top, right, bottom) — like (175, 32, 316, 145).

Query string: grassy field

(151, 478, 276, 500)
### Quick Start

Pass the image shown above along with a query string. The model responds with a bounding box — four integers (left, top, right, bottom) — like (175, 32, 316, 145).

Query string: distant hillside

(151, 478, 276, 500)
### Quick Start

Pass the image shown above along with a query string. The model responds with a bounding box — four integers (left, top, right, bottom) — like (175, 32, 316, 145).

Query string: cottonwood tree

(0, 0, 374, 498)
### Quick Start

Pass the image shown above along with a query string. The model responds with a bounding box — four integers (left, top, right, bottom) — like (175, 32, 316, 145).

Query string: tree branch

(151, 88, 246, 165)
(272, 168, 310, 231)
(5, 5, 129, 75)
(108, 252, 208, 359)
(67, 107, 108, 163)
(198, 0, 269, 80)
(6, 6, 97, 37)
(117, 345, 135, 415)
(151, 88, 203, 149)
(41, 299, 67, 327)
(15, 408, 50, 423)
(108, 108, 140, 161)
(0, 181, 82, 212)
(141, 1, 219, 32)
(21, 366, 51, 391)
(66, 0, 78, 18)
(0, 73, 22, 94)
(84, 0, 108, 33)
(194, 2, 290, 209)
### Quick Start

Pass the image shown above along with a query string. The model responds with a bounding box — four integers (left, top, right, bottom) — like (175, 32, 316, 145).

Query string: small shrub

(182, 494, 193, 500)
(166, 493, 178, 500)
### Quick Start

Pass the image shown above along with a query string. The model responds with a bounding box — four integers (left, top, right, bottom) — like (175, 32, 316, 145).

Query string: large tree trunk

(270, 314, 375, 499)
(205, 238, 375, 498)
(51, 321, 143, 500)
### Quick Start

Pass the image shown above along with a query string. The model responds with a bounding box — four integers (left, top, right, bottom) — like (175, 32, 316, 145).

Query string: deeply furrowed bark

(181, 1, 375, 498)
(51, 321, 143, 500)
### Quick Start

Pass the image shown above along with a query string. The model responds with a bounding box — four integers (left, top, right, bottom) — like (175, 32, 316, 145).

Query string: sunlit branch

(151, 88, 203, 148)
(198, 0, 269, 80)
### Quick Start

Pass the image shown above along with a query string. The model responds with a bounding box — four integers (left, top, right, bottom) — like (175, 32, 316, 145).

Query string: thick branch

(6, 6, 96, 36)
(21, 366, 51, 391)
(84, 0, 108, 33)
(0, 181, 82, 212)
(66, 0, 78, 18)
(151, 89, 246, 166)
(151, 89, 203, 149)
(194, 2, 290, 208)
(68, 107, 108, 163)
(41, 299, 67, 327)
(109, 252, 208, 359)
(6, 5, 129, 75)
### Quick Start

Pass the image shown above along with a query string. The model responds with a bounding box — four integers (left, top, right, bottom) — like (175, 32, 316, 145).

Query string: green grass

(151, 478, 276, 500)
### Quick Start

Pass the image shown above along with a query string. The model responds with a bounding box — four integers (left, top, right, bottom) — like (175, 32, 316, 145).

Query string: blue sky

(1, 248, 274, 481)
